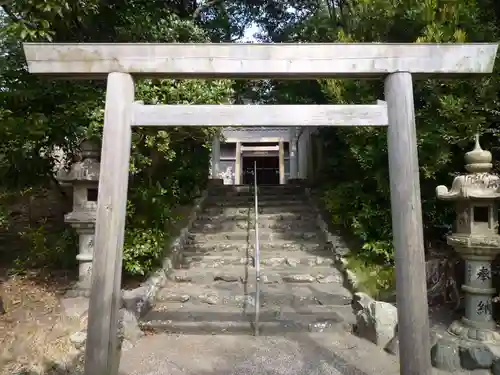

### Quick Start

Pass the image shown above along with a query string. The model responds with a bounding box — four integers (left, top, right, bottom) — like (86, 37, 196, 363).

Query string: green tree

(250, 0, 500, 264)
(0, 0, 234, 275)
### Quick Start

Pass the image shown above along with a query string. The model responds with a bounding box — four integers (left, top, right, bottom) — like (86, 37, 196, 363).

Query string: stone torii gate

(23, 42, 498, 375)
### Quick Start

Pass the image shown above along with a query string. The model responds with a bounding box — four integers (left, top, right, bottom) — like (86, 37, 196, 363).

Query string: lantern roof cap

(56, 140, 100, 183)
(436, 134, 500, 200)
(464, 134, 492, 173)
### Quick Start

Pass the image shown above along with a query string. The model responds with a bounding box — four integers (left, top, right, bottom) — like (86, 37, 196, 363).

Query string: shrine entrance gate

(23, 42, 498, 375)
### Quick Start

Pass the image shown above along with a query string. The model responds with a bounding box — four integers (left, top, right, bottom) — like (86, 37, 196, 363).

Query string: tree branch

(1, 5, 22, 23)
(192, 0, 222, 20)
(1, 4, 39, 30)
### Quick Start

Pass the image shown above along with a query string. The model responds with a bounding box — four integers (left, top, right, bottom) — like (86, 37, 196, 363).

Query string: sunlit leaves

(0, 0, 237, 275)
(256, 0, 500, 263)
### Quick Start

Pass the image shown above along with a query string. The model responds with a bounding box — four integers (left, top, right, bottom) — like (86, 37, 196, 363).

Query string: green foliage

(122, 228, 166, 276)
(346, 256, 396, 300)
(0, 1, 234, 276)
(257, 0, 500, 267)
(317, 0, 500, 264)
(0, 191, 11, 232)
(2, 0, 500, 282)
(83, 78, 232, 276)
(14, 225, 78, 270)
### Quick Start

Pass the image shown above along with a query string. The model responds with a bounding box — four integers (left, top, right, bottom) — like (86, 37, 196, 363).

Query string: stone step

(205, 194, 308, 203)
(155, 282, 352, 307)
(141, 303, 353, 335)
(180, 253, 335, 268)
(209, 185, 304, 196)
(168, 265, 344, 285)
(196, 212, 316, 222)
(183, 240, 328, 253)
(204, 199, 308, 208)
(191, 220, 319, 233)
(186, 230, 320, 243)
(202, 206, 312, 216)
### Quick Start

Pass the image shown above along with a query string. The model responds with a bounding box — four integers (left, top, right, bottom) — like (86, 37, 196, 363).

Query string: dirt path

(0, 269, 84, 375)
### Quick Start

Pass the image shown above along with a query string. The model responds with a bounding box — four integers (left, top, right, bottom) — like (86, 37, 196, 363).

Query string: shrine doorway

(242, 155, 279, 185)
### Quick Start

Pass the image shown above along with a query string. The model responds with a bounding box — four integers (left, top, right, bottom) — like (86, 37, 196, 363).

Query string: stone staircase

(141, 184, 355, 335)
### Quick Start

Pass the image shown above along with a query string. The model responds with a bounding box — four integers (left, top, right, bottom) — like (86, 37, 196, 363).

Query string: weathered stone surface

(143, 185, 354, 337)
(385, 329, 443, 358)
(61, 296, 89, 319)
(302, 232, 317, 240)
(313, 293, 351, 306)
(261, 274, 282, 284)
(282, 274, 315, 283)
(430, 338, 461, 372)
(459, 344, 494, 370)
(122, 286, 152, 318)
(384, 334, 398, 356)
(144, 269, 167, 288)
(119, 308, 144, 343)
(174, 274, 193, 282)
(157, 290, 190, 303)
(262, 257, 285, 266)
(121, 339, 134, 351)
(214, 274, 240, 282)
(234, 295, 255, 306)
(316, 274, 342, 284)
(308, 256, 332, 266)
(199, 294, 219, 305)
(308, 320, 342, 333)
(64, 288, 91, 298)
(286, 258, 300, 267)
(70, 331, 87, 350)
(492, 356, 500, 375)
(354, 295, 397, 348)
(345, 269, 359, 289)
(352, 292, 373, 313)
(69, 308, 143, 353)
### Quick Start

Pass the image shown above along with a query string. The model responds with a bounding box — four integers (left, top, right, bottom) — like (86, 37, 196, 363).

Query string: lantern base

(448, 319, 500, 343)
(431, 322, 500, 372)
(64, 282, 91, 298)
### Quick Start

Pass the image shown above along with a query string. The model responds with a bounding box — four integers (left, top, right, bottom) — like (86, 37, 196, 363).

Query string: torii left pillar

(84, 72, 134, 375)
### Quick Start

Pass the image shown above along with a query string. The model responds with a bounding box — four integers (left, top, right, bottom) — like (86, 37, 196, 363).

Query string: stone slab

(191, 220, 319, 233)
(203, 206, 312, 216)
(186, 230, 321, 242)
(197, 212, 316, 222)
(181, 254, 335, 268)
(183, 240, 327, 253)
(168, 266, 344, 285)
(204, 199, 308, 208)
(431, 330, 500, 373)
(204, 195, 308, 203)
(155, 283, 351, 308)
(60, 296, 89, 319)
(141, 301, 354, 335)
(119, 330, 487, 375)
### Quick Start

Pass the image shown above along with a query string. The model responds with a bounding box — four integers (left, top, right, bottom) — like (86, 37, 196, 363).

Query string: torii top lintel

(23, 42, 498, 79)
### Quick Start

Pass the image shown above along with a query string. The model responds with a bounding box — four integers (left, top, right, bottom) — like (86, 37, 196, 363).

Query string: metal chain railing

(253, 160, 261, 336)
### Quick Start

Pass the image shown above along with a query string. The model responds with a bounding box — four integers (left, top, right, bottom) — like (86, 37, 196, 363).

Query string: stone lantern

(57, 140, 100, 296)
(433, 135, 500, 371)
